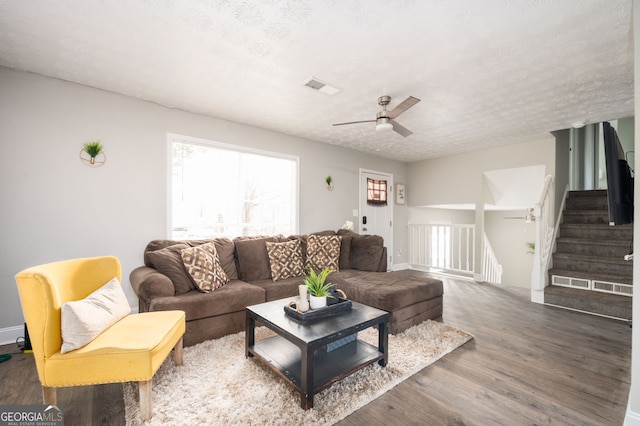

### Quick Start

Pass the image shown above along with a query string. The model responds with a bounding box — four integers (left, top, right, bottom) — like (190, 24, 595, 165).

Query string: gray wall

(0, 67, 408, 334)
(407, 139, 556, 207)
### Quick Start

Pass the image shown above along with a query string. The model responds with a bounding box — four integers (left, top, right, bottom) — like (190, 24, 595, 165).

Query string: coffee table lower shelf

(248, 335, 383, 399)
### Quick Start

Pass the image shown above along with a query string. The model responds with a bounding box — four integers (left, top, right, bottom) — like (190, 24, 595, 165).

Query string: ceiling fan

(333, 95, 420, 137)
(503, 208, 536, 223)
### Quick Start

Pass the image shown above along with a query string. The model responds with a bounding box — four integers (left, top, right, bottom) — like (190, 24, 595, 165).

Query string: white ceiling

(0, 0, 633, 163)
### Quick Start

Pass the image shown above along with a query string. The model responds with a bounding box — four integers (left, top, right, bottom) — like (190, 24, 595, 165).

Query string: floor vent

(552, 275, 632, 297)
(592, 280, 633, 297)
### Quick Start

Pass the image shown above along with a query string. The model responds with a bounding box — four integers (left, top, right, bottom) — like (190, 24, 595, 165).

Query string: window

(169, 134, 298, 239)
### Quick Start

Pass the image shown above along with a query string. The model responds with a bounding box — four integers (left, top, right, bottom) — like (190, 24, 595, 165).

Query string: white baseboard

(390, 263, 410, 271)
(625, 408, 640, 425)
(0, 325, 24, 346)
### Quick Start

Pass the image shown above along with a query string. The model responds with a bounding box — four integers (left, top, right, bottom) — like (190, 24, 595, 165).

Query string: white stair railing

(482, 234, 503, 284)
(531, 175, 556, 303)
(408, 223, 502, 284)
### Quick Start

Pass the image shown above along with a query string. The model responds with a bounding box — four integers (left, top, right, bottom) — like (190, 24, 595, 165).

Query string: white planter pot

(309, 295, 327, 310)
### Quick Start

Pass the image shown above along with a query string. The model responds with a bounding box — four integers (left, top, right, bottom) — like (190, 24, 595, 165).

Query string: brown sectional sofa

(130, 229, 443, 347)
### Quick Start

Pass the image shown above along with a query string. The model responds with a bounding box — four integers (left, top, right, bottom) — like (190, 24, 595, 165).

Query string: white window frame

(166, 133, 300, 238)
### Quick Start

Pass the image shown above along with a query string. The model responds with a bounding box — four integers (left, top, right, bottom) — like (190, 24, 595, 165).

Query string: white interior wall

(484, 210, 535, 287)
(0, 67, 408, 334)
(408, 207, 476, 224)
(408, 138, 556, 207)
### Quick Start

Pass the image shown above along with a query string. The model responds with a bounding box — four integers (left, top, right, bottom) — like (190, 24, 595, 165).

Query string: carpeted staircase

(545, 190, 633, 321)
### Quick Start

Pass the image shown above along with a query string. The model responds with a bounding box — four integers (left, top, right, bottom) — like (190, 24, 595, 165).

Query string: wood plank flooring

(0, 275, 631, 425)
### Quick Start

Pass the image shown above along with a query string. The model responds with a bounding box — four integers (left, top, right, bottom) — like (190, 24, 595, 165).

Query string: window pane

(170, 136, 297, 239)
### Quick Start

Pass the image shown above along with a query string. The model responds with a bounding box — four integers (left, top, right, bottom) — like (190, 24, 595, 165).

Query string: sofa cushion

(266, 239, 304, 281)
(144, 238, 238, 280)
(234, 236, 284, 281)
(339, 235, 352, 270)
(145, 243, 194, 295)
(306, 234, 342, 272)
(250, 277, 302, 302)
(349, 234, 384, 271)
(181, 242, 229, 292)
(149, 280, 265, 321)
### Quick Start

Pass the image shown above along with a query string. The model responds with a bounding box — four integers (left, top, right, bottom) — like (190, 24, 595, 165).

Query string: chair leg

(42, 386, 57, 405)
(139, 380, 152, 421)
(173, 337, 183, 366)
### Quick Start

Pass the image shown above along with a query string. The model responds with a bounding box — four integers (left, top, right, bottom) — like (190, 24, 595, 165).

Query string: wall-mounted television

(602, 121, 634, 225)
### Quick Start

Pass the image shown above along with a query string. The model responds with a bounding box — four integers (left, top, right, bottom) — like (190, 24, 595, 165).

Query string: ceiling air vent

(303, 77, 340, 96)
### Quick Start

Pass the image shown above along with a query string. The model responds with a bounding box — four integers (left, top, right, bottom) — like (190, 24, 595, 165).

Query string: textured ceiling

(0, 0, 633, 163)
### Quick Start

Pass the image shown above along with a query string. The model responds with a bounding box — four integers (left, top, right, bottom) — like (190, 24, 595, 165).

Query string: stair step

(562, 209, 609, 224)
(555, 237, 631, 257)
(552, 252, 632, 276)
(548, 268, 633, 285)
(567, 190, 608, 197)
(544, 285, 632, 320)
(565, 195, 608, 210)
(559, 223, 633, 240)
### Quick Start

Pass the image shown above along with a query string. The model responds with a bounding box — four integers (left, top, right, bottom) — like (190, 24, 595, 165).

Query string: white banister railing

(530, 175, 556, 302)
(408, 223, 502, 284)
(483, 234, 503, 284)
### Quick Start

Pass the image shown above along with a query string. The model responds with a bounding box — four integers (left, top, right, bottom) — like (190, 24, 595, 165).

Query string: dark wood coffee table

(245, 297, 389, 409)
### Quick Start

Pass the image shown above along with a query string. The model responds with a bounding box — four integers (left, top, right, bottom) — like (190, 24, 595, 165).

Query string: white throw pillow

(61, 277, 131, 353)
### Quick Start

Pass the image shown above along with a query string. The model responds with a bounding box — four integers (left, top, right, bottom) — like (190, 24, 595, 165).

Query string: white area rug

(124, 320, 473, 425)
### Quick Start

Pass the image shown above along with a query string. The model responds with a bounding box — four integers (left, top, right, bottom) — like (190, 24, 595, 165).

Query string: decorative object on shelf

(327, 287, 347, 305)
(80, 140, 106, 167)
(298, 284, 309, 312)
(341, 220, 354, 231)
(325, 175, 334, 191)
(304, 266, 334, 309)
(284, 296, 352, 324)
(396, 183, 406, 205)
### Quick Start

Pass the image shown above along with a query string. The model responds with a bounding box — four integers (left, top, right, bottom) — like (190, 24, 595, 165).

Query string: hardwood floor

(0, 275, 631, 425)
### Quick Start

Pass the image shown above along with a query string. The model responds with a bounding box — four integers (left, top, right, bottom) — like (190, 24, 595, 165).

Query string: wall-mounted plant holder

(325, 175, 334, 191)
(80, 141, 106, 167)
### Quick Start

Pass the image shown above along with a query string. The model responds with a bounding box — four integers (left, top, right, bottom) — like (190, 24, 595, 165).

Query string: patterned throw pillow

(181, 242, 229, 292)
(306, 234, 342, 272)
(266, 239, 304, 281)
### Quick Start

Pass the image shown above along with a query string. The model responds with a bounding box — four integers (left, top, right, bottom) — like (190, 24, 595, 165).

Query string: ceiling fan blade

(332, 120, 376, 126)
(391, 120, 413, 137)
(388, 96, 421, 119)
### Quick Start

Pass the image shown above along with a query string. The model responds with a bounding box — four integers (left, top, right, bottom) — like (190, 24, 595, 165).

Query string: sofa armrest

(130, 266, 175, 305)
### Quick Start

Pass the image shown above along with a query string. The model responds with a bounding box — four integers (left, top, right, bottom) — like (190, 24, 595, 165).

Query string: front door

(360, 169, 393, 270)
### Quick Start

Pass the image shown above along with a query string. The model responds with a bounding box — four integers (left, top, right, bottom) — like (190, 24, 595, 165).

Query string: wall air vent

(303, 77, 340, 96)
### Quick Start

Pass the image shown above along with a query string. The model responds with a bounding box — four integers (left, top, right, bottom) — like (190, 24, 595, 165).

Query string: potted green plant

(303, 266, 334, 309)
(325, 175, 334, 191)
(83, 141, 103, 165)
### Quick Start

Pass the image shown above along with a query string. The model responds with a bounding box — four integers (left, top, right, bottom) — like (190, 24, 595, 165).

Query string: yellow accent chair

(15, 256, 186, 421)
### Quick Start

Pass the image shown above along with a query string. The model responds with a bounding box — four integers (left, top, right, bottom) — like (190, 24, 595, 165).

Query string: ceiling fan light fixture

(376, 117, 393, 132)
(525, 208, 535, 223)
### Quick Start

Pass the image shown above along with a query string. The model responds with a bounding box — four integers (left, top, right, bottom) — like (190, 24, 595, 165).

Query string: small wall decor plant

(83, 141, 103, 164)
(526, 242, 535, 254)
(325, 175, 334, 190)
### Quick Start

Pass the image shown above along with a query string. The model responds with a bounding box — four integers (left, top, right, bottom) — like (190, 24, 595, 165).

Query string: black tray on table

(284, 297, 352, 324)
